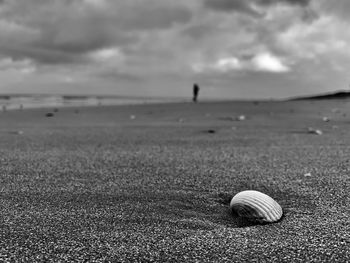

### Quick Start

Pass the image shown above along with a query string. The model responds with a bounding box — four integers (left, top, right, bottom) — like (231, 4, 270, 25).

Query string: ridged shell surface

(230, 190, 283, 223)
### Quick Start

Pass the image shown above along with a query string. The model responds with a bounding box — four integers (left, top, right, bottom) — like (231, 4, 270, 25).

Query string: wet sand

(0, 100, 349, 262)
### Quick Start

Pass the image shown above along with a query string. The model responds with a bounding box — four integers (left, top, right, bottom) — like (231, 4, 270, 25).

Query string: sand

(0, 100, 349, 262)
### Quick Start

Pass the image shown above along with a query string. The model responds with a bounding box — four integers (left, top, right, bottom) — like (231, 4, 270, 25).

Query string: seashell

(230, 190, 283, 223)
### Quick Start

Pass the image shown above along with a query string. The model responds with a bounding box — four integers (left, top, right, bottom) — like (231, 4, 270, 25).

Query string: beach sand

(0, 100, 349, 262)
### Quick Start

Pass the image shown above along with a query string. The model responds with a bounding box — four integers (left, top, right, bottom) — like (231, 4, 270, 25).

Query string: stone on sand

(307, 127, 322, 135)
(237, 115, 246, 121)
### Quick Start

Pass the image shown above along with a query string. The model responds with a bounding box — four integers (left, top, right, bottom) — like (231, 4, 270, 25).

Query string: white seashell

(230, 190, 283, 223)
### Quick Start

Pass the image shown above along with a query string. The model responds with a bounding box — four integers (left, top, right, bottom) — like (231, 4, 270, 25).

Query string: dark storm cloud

(258, 0, 311, 6)
(182, 23, 218, 40)
(203, 0, 261, 15)
(0, 44, 86, 64)
(118, 5, 193, 31)
(0, 0, 193, 65)
(203, 0, 311, 15)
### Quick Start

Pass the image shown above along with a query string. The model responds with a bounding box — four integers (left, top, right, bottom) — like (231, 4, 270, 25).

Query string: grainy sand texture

(0, 100, 349, 262)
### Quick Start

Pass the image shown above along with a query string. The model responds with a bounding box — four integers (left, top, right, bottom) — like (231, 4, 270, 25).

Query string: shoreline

(0, 95, 188, 111)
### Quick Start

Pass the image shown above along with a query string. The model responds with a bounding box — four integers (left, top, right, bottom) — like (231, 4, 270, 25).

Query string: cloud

(1, 44, 87, 64)
(252, 52, 289, 72)
(215, 57, 242, 71)
(182, 23, 218, 40)
(0, 0, 349, 99)
(0, 57, 36, 74)
(276, 15, 350, 60)
(259, 0, 310, 6)
(117, 4, 193, 31)
(193, 52, 290, 73)
(89, 47, 123, 62)
(83, 0, 107, 8)
(0, 0, 193, 66)
(203, 0, 262, 16)
(203, 0, 311, 16)
(95, 70, 142, 82)
(316, 0, 350, 20)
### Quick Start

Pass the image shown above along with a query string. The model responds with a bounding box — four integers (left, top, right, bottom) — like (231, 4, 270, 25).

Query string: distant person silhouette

(193, 83, 200, 103)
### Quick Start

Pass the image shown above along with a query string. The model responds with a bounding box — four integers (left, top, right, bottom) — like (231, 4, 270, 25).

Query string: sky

(0, 0, 350, 99)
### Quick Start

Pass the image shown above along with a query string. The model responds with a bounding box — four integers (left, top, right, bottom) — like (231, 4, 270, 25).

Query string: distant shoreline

(0, 94, 188, 111)
(0, 94, 282, 112)
(1, 90, 350, 112)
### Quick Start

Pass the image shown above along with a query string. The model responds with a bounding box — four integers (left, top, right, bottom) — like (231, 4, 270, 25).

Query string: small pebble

(331, 108, 340, 113)
(237, 115, 246, 121)
(304, 173, 312, 177)
(322, 117, 330, 122)
(9, 130, 24, 135)
(307, 127, 322, 135)
(314, 129, 323, 135)
(45, 112, 54, 117)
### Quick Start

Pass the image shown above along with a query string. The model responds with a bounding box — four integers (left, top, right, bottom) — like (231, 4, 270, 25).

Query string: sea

(0, 95, 184, 111)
